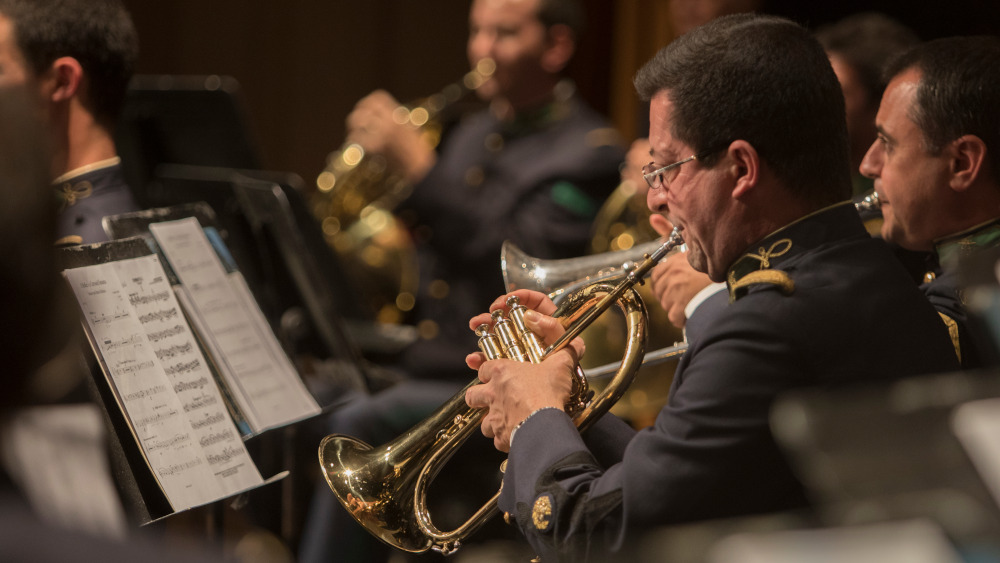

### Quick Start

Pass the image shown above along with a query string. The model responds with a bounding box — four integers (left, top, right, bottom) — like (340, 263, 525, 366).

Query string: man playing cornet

(465, 13, 960, 561)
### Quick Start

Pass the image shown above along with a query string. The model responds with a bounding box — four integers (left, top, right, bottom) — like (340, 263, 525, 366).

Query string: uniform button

(532, 494, 554, 532)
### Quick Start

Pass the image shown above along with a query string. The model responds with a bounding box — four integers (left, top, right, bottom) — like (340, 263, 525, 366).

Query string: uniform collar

(52, 158, 124, 210)
(934, 217, 1000, 274)
(53, 156, 121, 184)
(498, 81, 575, 138)
(726, 201, 860, 294)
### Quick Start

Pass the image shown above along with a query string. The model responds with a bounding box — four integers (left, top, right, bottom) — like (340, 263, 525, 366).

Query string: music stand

(771, 370, 1000, 554)
(115, 74, 262, 203)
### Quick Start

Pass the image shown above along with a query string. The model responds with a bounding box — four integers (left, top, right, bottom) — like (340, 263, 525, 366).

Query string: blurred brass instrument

(589, 177, 659, 254)
(318, 228, 686, 555)
(311, 59, 495, 323)
(578, 174, 684, 423)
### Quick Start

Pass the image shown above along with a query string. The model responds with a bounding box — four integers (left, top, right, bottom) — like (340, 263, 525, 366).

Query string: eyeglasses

(641, 145, 726, 190)
(642, 156, 697, 190)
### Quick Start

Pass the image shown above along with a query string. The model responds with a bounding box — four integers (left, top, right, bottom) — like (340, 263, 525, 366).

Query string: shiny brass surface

(589, 179, 659, 255)
(318, 228, 686, 555)
(311, 60, 495, 323)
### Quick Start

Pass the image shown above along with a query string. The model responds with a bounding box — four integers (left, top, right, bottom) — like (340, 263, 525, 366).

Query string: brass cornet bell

(318, 228, 686, 555)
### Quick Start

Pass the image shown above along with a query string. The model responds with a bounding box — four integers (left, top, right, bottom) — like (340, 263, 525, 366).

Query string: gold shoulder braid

(938, 312, 962, 363)
(729, 270, 795, 302)
(727, 238, 795, 302)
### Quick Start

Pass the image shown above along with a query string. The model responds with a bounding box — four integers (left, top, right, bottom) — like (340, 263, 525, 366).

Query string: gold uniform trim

(728, 270, 795, 302)
(938, 312, 961, 363)
(532, 495, 553, 531)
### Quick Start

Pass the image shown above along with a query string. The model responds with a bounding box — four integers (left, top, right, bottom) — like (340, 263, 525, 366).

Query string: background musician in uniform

(345, 0, 624, 384)
(300, 0, 623, 561)
(859, 35, 1000, 369)
(464, 14, 961, 560)
(0, 0, 140, 246)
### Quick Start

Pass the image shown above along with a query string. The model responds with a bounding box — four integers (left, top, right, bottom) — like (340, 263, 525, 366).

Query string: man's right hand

(345, 90, 436, 185)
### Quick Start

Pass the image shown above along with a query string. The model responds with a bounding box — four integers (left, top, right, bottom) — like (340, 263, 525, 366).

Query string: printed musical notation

(146, 433, 191, 452)
(190, 412, 226, 430)
(63, 253, 263, 511)
(138, 307, 179, 324)
(155, 341, 194, 360)
(164, 358, 201, 376)
(150, 218, 320, 433)
(102, 334, 143, 352)
(128, 290, 171, 307)
(148, 324, 186, 343)
(122, 384, 167, 402)
(182, 392, 218, 413)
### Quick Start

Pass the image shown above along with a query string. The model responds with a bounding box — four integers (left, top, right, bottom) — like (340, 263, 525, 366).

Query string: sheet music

(1, 405, 127, 539)
(63, 255, 263, 511)
(149, 218, 320, 433)
(952, 398, 1000, 508)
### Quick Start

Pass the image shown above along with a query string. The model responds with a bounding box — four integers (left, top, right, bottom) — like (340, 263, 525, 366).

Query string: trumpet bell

(501, 238, 666, 302)
(318, 434, 430, 553)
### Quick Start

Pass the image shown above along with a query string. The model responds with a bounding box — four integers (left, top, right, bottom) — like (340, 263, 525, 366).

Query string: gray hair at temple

(886, 35, 1000, 176)
(634, 13, 852, 208)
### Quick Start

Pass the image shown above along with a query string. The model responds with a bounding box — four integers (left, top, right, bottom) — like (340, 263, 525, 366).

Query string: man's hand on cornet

(464, 290, 584, 452)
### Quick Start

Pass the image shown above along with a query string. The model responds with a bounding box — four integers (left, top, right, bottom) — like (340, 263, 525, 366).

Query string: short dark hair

(885, 36, 1000, 177)
(0, 0, 138, 129)
(537, 0, 585, 40)
(815, 12, 920, 108)
(635, 13, 852, 208)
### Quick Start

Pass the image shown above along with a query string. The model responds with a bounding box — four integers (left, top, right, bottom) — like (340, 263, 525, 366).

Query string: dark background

(118, 0, 999, 189)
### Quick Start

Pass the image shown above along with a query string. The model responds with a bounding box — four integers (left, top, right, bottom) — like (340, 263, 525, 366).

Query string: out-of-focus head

(0, 0, 137, 130)
(859, 36, 1000, 251)
(467, 0, 580, 110)
(816, 13, 919, 170)
(0, 85, 61, 409)
(668, 0, 762, 37)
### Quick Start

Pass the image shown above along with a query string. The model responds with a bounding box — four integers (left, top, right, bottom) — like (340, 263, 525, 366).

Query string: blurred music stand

(115, 74, 262, 204)
(770, 370, 1000, 556)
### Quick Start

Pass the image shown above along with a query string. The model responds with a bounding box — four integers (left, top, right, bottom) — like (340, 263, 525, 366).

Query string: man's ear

(728, 140, 760, 199)
(540, 24, 575, 74)
(948, 134, 987, 193)
(42, 57, 84, 103)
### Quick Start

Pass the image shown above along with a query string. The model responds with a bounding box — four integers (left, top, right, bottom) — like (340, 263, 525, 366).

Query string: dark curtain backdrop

(119, 0, 998, 190)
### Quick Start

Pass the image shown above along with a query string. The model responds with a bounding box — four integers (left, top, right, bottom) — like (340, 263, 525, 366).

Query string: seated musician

(859, 35, 1000, 370)
(465, 14, 961, 560)
(0, 0, 140, 246)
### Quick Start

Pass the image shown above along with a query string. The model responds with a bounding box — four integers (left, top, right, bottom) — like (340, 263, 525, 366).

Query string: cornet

(318, 228, 686, 555)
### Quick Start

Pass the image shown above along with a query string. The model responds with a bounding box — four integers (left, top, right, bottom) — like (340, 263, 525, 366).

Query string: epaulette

(938, 312, 962, 363)
(726, 238, 795, 302)
(728, 269, 795, 302)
